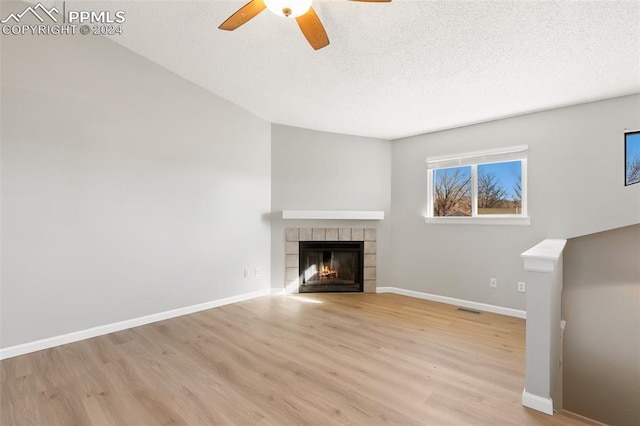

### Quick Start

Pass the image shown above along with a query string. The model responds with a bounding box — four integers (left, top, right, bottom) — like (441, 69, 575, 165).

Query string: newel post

(520, 239, 567, 415)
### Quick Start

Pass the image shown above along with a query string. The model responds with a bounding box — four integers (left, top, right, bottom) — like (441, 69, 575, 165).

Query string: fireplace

(284, 227, 376, 293)
(299, 241, 364, 293)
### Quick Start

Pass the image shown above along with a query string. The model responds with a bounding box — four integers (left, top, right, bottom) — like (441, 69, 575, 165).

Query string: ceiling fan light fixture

(264, 0, 312, 18)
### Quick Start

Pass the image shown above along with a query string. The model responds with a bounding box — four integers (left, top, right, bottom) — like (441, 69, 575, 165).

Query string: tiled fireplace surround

(284, 227, 377, 293)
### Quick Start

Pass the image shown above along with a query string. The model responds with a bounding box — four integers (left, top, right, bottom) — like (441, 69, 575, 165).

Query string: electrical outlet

(243, 268, 249, 278)
(490, 277, 498, 288)
(518, 281, 526, 292)
(254, 268, 259, 277)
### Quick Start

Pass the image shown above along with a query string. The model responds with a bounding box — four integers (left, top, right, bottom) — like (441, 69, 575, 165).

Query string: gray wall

(563, 224, 640, 426)
(1, 32, 271, 347)
(390, 95, 640, 310)
(270, 124, 391, 290)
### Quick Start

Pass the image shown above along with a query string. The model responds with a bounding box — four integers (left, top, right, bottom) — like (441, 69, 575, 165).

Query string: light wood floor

(1, 293, 593, 425)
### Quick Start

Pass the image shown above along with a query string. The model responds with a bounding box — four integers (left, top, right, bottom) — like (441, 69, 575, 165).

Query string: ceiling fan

(218, 0, 391, 50)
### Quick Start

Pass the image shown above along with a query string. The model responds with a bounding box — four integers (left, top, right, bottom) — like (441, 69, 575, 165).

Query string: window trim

(425, 145, 530, 225)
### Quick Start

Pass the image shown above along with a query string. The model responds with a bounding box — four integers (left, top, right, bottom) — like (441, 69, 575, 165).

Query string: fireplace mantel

(281, 210, 384, 220)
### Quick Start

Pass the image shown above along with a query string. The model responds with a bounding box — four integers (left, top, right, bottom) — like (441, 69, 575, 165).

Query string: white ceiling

(102, 0, 639, 139)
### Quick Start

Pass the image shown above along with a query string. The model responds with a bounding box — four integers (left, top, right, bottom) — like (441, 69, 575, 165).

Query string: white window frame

(425, 145, 530, 226)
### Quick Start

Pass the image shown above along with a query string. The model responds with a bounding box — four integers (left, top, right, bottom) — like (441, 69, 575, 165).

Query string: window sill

(424, 216, 531, 226)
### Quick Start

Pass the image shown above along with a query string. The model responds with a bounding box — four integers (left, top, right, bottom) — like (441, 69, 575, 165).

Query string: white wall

(1, 32, 271, 348)
(270, 124, 391, 290)
(390, 95, 640, 310)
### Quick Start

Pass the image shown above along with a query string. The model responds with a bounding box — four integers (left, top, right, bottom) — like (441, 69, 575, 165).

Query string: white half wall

(390, 95, 640, 310)
(1, 30, 271, 348)
(270, 124, 391, 290)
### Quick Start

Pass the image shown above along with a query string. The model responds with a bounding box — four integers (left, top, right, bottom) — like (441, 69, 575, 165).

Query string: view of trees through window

(433, 161, 522, 217)
(478, 161, 522, 214)
(434, 166, 471, 216)
(626, 131, 640, 186)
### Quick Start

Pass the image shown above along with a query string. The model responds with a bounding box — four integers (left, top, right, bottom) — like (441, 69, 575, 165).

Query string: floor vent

(457, 307, 481, 315)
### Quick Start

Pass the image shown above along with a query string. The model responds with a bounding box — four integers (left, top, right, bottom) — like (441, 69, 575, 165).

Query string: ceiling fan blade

(295, 7, 330, 50)
(218, 0, 266, 31)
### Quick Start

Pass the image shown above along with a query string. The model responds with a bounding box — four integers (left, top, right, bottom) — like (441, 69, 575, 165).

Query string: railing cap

(521, 239, 567, 272)
(521, 239, 567, 261)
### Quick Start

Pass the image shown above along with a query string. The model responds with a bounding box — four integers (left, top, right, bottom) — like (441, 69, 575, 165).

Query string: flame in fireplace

(319, 264, 338, 280)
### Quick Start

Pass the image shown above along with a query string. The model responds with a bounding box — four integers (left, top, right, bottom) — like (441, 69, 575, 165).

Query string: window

(426, 145, 529, 225)
(625, 130, 640, 186)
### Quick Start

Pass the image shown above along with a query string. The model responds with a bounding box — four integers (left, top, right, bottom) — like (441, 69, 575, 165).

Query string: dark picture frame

(625, 130, 640, 186)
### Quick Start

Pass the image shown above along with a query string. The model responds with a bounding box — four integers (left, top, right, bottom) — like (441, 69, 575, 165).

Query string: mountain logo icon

(1, 3, 59, 24)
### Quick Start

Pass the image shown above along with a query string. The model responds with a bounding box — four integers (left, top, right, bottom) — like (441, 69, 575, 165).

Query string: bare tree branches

(478, 172, 507, 208)
(434, 169, 471, 216)
(627, 158, 640, 185)
(513, 181, 522, 208)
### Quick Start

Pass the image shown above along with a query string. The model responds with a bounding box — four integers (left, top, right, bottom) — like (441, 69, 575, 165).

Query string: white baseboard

(522, 389, 554, 415)
(376, 287, 526, 319)
(1, 287, 526, 360)
(0, 289, 271, 360)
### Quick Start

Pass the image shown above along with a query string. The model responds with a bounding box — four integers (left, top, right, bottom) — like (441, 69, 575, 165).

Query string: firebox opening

(299, 241, 364, 293)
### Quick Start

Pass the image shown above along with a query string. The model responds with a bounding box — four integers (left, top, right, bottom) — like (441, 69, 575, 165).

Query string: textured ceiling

(97, 1, 640, 138)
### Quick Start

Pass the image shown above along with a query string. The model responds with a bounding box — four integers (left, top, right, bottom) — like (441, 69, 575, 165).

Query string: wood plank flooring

(1, 293, 593, 425)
